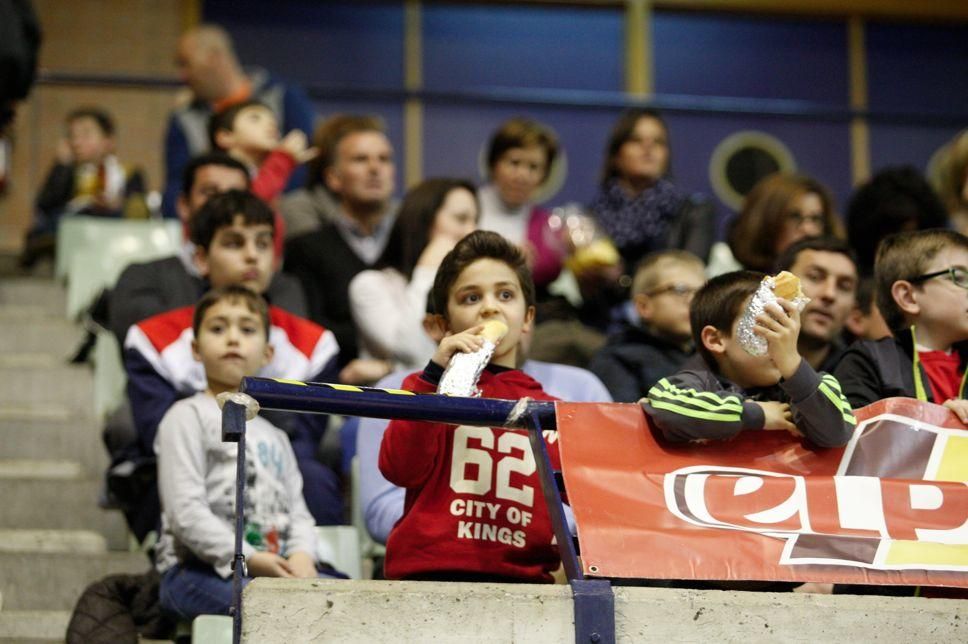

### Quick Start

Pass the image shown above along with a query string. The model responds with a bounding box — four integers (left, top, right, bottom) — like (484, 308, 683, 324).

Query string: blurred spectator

(590, 108, 714, 267)
(775, 236, 858, 372)
(21, 107, 148, 267)
(349, 178, 478, 376)
(162, 24, 315, 218)
(846, 166, 948, 276)
(589, 250, 705, 402)
(478, 117, 563, 290)
(280, 114, 396, 239)
(284, 114, 397, 367)
(709, 172, 843, 276)
(844, 276, 892, 343)
(0, 0, 40, 133)
(208, 98, 316, 207)
(108, 153, 307, 347)
(933, 129, 968, 236)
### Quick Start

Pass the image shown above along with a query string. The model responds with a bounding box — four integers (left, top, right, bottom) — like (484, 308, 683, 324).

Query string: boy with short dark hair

(208, 98, 315, 207)
(22, 107, 148, 266)
(379, 230, 563, 582)
(155, 285, 332, 620)
(589, 250, 705, 402)
(834, 229, 968, 419)
(642, 270, 854, 446)
(124, 190, 342, 528)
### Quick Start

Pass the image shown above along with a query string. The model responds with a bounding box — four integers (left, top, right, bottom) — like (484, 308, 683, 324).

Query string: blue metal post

(221, 400, 247, 644)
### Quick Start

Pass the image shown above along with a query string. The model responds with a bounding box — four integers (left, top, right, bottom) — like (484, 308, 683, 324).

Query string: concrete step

(0, 610, 70, 643)
(0, 364, 94, 413)
(0, 551, 148, 610)
(0, 318, 81, 360)
(0, 529, 107, 554)
(0, 278, 65, 318)
(0, 471, 130, 550)
(0, 417, 106, 473)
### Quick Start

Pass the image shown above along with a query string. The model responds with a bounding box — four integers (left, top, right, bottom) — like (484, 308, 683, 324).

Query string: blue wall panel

(653, 12, 848, 106)
(663, 113, 853, 232)
(869, 122, 963, 176)
(867, 22, 968, 114)
(205, 0, 405, 89)
(422, 4, 623, 92)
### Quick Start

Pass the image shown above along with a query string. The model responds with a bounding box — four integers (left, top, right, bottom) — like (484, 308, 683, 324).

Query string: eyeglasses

(909, 267, 968, 289)
(786, 212, 825, 228)
(646, 283, 699, 299)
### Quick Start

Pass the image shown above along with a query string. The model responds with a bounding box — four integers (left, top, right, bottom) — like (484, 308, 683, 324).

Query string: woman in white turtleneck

(478, 117, 564, 290)
(348, 178, 478, 375)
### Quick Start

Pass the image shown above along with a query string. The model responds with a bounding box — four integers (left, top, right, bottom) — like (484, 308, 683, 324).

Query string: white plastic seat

(191, 614, 232, 644)
(64, 219, 181, 320)
(93, 329, 126, 420)
(317, 525, 362, 580)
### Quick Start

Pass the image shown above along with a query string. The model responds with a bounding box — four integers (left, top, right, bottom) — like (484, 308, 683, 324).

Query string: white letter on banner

(835, 476, 887, 536)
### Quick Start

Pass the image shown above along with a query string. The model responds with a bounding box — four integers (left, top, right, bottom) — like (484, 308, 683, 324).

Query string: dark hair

(855, 276, 877, 314)
(847, 166, 949, 276)
(486, 117, 558, 183)
(306, 114, 387, 189)
(600, 108, 669, 186)
(180, 152, 250, 197)
(208, 98, 271, 149)
(192, 285, 270, 341)
(690, 270, 765, 369)
(774, 235, 857, 273)
(378, 178, 477, 279)
(188, 189, 275, 250)
(431, 230, 535, 319)
(874, 228, 968, 331)
(728, 172, 843, 273)
(66, 107, 115, 136)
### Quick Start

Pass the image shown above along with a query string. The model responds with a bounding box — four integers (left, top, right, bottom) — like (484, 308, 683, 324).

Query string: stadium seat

(317, 525, 362, 580)
(192, 614, 232, 644)
(64, 219, 181, 320)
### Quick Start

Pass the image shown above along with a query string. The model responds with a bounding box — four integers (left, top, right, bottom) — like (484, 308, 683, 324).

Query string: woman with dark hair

(349, 178, 478, 371)
(712, 172, 844, 274)
(589, 108, 713, 267)
(478, 117, 564, 289)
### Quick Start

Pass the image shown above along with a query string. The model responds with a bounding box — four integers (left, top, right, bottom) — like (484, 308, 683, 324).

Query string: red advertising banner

(557, 397, 968, 587)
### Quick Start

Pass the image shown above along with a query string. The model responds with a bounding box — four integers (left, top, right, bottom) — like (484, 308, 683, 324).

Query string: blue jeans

(159, 563, 246, 620)
(159, 562, 350, 621)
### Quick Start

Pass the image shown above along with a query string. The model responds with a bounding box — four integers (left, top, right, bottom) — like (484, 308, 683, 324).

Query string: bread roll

(770, 271, 803, 300)
(479, 319, 508, 343)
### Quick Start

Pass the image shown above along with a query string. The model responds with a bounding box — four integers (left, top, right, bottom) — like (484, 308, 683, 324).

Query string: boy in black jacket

(642, 270, 854, 447)
(834, 229, 968, 421)
(590, 250, 705, 402)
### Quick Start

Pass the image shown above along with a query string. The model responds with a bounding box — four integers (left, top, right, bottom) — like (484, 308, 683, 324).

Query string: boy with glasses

(834, 229, 968, 420)
(589, 250, 705, 401)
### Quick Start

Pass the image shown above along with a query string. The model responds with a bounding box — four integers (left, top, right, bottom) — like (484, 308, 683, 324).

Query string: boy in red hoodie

(379, 230, 562, 583)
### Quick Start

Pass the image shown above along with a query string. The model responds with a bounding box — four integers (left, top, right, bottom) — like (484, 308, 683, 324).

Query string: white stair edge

(0, 529, 106, 554)
(0, 460, 83, 480)
(0, 407, 74, 422)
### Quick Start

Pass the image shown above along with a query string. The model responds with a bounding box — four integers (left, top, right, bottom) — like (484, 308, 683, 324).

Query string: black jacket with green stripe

(642, 356, 855, 448)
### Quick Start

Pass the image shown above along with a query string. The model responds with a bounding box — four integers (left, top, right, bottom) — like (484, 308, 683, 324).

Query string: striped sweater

(642, 356, 855, 448)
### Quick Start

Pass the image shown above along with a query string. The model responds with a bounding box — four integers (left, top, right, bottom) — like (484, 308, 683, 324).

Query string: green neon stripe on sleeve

(648, 388, 744, 414)
(648, 399, 742, 423)
(818, 382, 857, 425)
(653, 379, 743, 411)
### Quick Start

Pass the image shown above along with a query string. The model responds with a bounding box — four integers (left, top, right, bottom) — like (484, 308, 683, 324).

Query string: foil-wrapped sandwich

(437, 319, 508, 397)
(737, 271, 810, 356)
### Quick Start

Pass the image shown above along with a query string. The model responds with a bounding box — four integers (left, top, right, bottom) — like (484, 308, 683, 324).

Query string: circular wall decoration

(709, 131, 797, 211)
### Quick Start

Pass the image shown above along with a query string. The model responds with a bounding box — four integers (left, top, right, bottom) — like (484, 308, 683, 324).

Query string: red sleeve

(378, 371, 442, 489)
(252, 149, 297, 204)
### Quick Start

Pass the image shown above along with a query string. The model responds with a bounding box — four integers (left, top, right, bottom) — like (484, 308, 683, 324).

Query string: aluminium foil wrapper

(737, 276, 810, 356)
(437, 339, 498, 397)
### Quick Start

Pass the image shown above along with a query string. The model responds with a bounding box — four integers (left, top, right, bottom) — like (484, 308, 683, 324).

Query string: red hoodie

(379, 367, 562, 582)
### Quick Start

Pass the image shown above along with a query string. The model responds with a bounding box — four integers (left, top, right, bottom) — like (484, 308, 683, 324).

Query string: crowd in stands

(28, 22, 968, 635)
